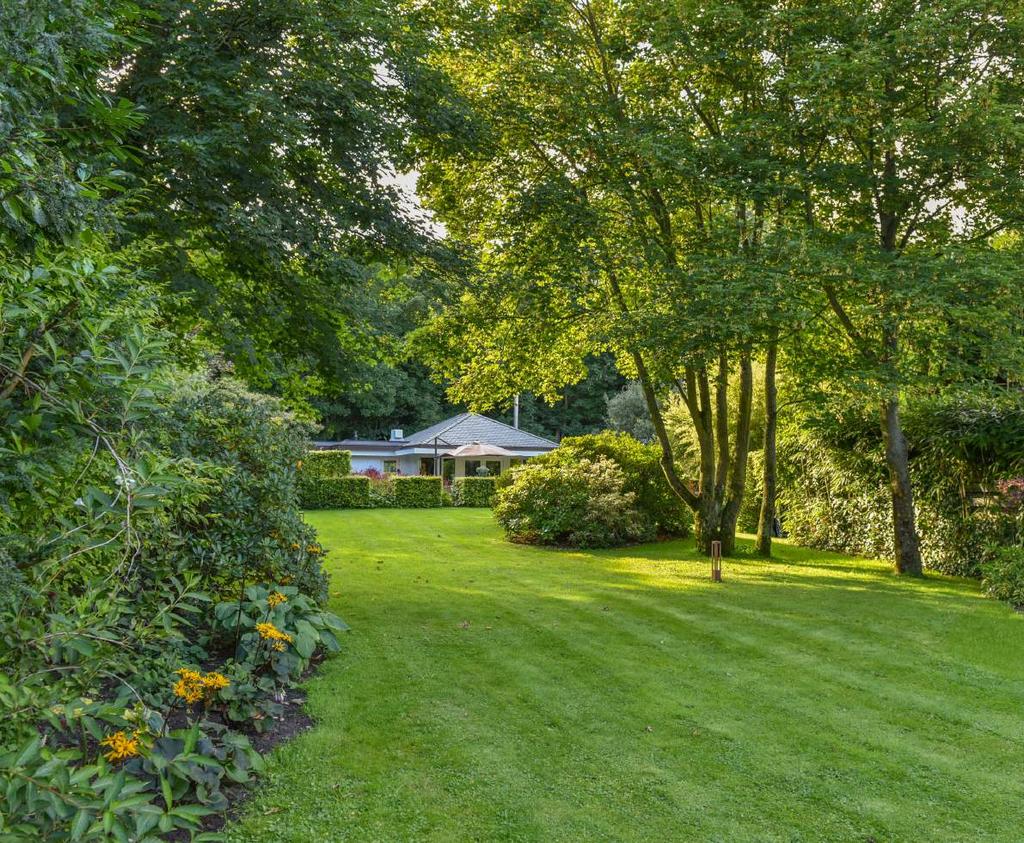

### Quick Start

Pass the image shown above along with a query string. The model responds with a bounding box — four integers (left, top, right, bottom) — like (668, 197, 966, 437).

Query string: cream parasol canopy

(443, 441, 518, 458)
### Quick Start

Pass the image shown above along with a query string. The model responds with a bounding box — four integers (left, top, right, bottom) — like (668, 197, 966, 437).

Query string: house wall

(350, 455, 431, 475)
(350, 455, 385, 473)
(349, 450, 551, 477)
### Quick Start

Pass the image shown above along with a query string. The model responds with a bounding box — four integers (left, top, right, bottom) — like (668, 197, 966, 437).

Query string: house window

(442, 459, 455, 483)
(383, 459, 398, 474)
(464, 460, 481, 477)
(485, 460, 501, 476)
(420, 457, 435, 476)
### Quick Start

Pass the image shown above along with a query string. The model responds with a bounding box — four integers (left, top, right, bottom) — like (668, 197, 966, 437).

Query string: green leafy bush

(0, 251, 338, 831)
(393, 476, 443, 507)
(494, 457, 653, 547)
(778, 396, 1024, 577)
(981, 547, 1024, 607)
(298, 450, 352, 507)
(155, 376, 328, 602)
(301, 475, 371, 509)
(453, 476, 497, 507)
(532, 432, 690, 537)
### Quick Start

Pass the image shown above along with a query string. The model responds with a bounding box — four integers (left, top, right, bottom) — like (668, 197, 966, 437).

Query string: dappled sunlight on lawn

(227, 509, 1024, 843)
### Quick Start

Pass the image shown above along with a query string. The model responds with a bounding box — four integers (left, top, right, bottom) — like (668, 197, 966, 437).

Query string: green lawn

(227, 509, 1024, 842)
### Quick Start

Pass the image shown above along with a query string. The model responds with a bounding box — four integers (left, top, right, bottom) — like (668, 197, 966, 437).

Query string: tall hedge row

(301, 475, 370, 509)
(453, 476, 497, 507)
(301, 450, 352, 478)
(298, 450, 360, 508)
(393, 476, 443, 507)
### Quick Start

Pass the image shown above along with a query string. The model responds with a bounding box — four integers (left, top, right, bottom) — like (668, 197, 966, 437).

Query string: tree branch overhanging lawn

(227, 509, 1024, 842)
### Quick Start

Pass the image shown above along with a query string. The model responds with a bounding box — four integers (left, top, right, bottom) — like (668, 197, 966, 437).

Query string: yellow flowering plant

(212, 583, 348, 681)
(100, 730, 142, 763)
(172, 667, 231, 706)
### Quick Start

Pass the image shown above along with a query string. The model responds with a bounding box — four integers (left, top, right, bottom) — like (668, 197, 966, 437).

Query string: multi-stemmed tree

(413, 0, 795, 555)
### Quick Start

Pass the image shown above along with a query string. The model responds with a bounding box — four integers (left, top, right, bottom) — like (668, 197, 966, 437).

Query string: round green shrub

(531, 432, 691, 537)
(494, 457, 654, 548)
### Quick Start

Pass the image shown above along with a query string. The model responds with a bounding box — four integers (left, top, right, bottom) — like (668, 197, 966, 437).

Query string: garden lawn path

(226, 509, 1024, 842)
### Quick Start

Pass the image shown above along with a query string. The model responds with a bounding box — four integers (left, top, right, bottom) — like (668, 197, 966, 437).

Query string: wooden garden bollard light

(711, 540, 722, 582)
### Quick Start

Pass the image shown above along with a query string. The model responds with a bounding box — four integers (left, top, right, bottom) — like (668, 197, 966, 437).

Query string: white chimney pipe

(513, 394, 519, 429)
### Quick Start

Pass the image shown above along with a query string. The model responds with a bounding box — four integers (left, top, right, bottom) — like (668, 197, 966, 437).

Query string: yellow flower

(255, 622, 293, 647)
(100, 730, 140, 763)
(201, 672, 230, 691)
(267, 591, 287, 608)
(174, 668, 230, 703)
(296, 460, 303, 469)
(306, 545, 320, 554)
(290, 542, 300, 550)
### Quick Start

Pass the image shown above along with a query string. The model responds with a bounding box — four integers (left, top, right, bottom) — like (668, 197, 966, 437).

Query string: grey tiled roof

(406, 413, 557, 449)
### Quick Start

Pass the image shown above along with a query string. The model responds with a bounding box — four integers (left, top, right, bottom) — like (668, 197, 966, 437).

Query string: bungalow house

(313, 412, 557, 479)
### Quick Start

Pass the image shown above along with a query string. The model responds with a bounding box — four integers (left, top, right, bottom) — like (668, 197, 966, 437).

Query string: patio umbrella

(443, 441, 518, 458)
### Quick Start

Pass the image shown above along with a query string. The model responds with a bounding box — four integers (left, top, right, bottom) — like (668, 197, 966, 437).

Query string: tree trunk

(756, 338, 778, 557)
(881, 396, 923, 576)
(720, 353, 753, 547)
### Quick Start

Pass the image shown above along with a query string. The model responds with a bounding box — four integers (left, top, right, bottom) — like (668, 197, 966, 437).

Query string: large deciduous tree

(413, 0, 794, 555)
(114, 0, 449, 398)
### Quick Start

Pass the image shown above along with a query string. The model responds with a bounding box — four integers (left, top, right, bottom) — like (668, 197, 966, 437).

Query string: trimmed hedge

(301, 475, 370, 509)
(302, 449, 351, 477)
(453, 476, 496, 507)
(393, 476, 443, 508)
(298, 450, 363, 508)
